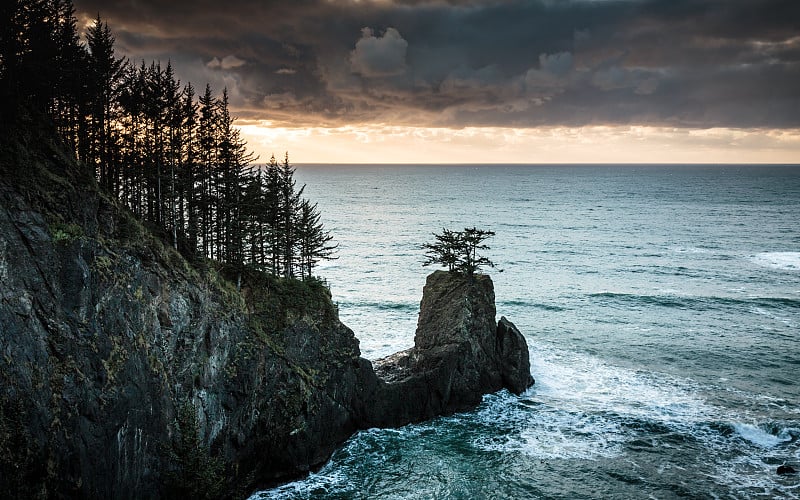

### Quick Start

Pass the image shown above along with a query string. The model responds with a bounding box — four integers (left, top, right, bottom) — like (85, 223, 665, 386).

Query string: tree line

(1, 0, 336, 280)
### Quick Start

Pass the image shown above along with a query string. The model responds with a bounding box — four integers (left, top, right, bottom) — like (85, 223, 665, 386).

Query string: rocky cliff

(0, 117, 532, 499)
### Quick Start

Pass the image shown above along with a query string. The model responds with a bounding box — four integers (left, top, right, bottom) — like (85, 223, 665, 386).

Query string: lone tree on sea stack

(422, 227, 496, 276)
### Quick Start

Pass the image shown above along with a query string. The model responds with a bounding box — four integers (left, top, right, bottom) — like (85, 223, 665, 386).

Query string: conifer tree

(86, 14, 125, 192)
(423, 227, 496, 276)
(1, 1, 338, 283)
(181, 82, 199, 256)
(264, 154, 283, 275)
(296, 199, 337, 279)
(197, 83, 217, 258)
(278, 152, 304, 277)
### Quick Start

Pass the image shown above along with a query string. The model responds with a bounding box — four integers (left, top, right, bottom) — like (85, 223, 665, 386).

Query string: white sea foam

(472, 345, 716, 461)
(474, 401, 626, 460)
(673, 246, 712, 254)
(528, 345, 713, 425)
(251, 473, 345, 500)
(751, 252, 800, 271)
(709, 425, 800, 499)
(733, 423, 792, 448)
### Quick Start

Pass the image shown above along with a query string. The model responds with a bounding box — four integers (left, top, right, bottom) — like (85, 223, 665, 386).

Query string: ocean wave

(751, 251, 800, 271)
(339, 300, 418, 312)
(499, 300, 566, 312)
(528, 346, 715, 425)
(467, 346, 718, 462)
(672, 246, 713, 254)
(589, 291, 800, 311)
(252, 469, 349, 499)
(484, 404, 627, 460)
(732, 423, 795, 448)
(708, 422, 800, 499)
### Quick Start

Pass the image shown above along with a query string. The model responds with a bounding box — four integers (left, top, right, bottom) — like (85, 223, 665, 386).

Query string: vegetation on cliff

(0, 105, 358, 497)
(0, 4, 351, 491)
(1, 0, 336, 281)
(422, 227, 496, 276)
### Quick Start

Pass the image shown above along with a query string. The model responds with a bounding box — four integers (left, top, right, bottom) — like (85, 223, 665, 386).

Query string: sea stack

(369, 270, 534, 426)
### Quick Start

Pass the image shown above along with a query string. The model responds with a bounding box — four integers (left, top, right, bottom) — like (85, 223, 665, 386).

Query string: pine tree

(423, 227, 496, 276)
(296, 199, 337, 279)
(278, 152, 304, 277)
(197, 83, 218, 259)
(216, 88, 256, 285)
(264, 154, 282, 275)
(86, 14, 125, 193)
(163, 61, 182, 249)
(181, 82, 199, 256)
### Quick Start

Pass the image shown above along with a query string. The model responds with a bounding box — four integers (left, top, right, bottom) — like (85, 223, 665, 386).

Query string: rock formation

(0, 122, 377, 498)
(369, 271, 534, 426)
(0, 120, 533, 498)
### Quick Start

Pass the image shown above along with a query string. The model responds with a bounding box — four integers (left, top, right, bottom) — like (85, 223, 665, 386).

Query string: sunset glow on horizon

(72, 0, 800, 165)
(237, 122, 800, 165)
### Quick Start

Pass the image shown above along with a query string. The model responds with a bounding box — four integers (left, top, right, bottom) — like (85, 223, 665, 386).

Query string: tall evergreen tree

(278, 152, 304, 277)
(296, 199, 337, 279)
(181, 82, 199, 256)
(197, 83, 217, 258)
(86, 14, 125, 192)
(263, 154, 282, 275)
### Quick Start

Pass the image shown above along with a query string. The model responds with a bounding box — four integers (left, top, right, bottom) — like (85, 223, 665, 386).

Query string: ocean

(252, 164, 800, 499)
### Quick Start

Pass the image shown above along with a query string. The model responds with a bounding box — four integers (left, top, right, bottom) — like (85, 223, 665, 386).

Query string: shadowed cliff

(0, 116, 532, 499)
(0, 116, 377, 498)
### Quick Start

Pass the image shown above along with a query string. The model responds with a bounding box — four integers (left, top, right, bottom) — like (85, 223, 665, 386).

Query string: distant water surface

(254, 164, 800, 499)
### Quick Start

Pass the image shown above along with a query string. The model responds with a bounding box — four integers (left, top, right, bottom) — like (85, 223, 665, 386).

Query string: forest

(0, 0, 336, 281)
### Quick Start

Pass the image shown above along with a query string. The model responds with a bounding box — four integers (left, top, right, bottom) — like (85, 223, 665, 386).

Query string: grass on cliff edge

(221, 264, 339, 339)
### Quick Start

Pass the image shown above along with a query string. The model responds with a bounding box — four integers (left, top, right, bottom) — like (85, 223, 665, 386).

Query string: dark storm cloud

(73, 0, 800, 128)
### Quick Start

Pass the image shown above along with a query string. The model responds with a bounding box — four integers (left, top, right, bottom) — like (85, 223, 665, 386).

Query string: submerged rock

(777, 464, 797, 475)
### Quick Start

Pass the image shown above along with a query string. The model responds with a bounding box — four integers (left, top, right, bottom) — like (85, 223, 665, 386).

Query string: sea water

(252, 164, 800, 499)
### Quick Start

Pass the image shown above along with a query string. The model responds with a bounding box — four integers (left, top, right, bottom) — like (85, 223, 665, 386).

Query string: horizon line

(289, 161, 800, 166)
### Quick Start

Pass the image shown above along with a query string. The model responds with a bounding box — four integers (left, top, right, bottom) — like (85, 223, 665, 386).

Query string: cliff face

(0, 123, 379, 498)
(0, 119, 532, 499)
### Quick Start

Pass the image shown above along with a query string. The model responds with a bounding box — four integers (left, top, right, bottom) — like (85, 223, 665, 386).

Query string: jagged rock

(369, 270, 534, 425)
(497, 316, 535, 393)
(0, 127, 379, 498)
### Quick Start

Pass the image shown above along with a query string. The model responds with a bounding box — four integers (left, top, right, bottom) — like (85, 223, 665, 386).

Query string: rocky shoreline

(0, 126, 533, 498)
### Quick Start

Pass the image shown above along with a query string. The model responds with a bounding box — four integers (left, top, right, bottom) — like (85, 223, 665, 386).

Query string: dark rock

(0, 123, 534, 498)
(0, 131, 379, 498)
(497, 316, 536, 393)
(777, 464, 797, 475)
(369, 270, 534, 426)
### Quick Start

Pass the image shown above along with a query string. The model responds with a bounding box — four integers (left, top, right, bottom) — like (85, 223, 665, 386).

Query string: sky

(72, 0, 800, 164)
